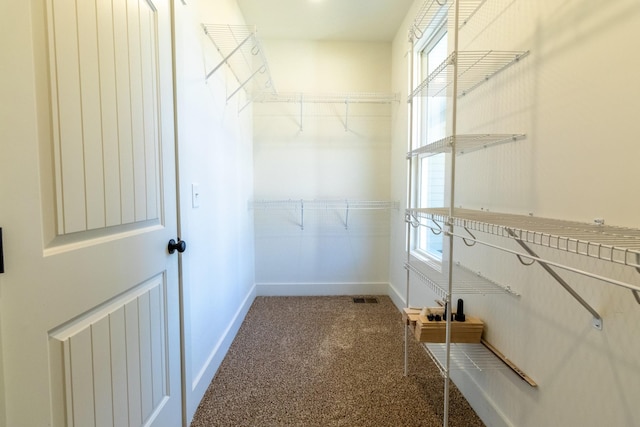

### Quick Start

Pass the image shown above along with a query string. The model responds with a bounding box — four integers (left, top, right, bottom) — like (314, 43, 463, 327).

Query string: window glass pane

(418, 154, 445, 257)
(423, 33, 448, 145)
(414, 27, 447, 260)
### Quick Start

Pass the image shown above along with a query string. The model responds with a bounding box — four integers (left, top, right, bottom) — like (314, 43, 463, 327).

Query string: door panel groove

(49, 275, 169, 427)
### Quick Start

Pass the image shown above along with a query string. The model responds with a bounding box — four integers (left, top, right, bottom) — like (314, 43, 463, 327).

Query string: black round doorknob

(168, 238, 186, 254)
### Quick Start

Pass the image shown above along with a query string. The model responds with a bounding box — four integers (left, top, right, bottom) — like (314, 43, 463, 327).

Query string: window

(413, 23, 448, 261)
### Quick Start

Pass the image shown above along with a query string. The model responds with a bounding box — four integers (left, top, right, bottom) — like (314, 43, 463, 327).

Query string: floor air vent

(353, 297, 378, 304)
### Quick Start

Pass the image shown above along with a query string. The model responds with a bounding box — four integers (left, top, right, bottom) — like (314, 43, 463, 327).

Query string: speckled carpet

(190, 296, 485, 427)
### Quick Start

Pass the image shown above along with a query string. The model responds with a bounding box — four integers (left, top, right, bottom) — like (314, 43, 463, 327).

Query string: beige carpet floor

(190, 296, 485, 427)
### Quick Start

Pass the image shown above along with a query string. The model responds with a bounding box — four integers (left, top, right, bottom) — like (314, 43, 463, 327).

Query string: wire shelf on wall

(405, 261, 519, 300)
(254, 92, 400, 131)
(202, 24, 275, 104)
(409, 50, 530, 99)
(250, 199, 399, 211)
(406, 134, 526, 158)
(410, 0, 489, 42)
(251, 199, 399, 230)
(410, 208, 640, 271)
(424, 342, 508, 373)
(255, 92, 400, 104)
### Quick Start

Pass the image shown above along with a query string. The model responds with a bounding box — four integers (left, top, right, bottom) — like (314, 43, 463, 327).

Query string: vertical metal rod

(405, 35, 416, 377)
(299, 93, 304, 132)
(345, 201, 350, 229)
(444, 2, 462, 426)
(345, 99, 349, 131)
(300, 199, 304, 230)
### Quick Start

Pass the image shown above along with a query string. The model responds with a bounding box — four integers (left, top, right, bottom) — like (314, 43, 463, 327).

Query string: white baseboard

(186, 283, 256, 423)
(255, 282, 389, 296)
(449, 368, 514, 427)
(386, 282, 406, 309)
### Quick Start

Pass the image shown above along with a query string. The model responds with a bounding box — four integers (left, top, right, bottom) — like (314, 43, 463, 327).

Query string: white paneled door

(0, 0, 182, 426)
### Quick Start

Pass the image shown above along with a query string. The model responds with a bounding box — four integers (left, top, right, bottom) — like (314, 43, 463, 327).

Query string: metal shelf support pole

(404, 34, 416, 377)
(444, 2, 462, 424)
(344, 98, 350, 132)
(345, 201, 350, 230)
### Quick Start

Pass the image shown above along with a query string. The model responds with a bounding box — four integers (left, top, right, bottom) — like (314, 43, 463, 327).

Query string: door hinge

(0, 228, 4, 274)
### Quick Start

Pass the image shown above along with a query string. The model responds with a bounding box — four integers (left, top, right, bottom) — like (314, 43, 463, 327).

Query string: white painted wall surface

(253, 40, 398, 294)
(173, 1, 256, 422)
(390, 1, 640, 426)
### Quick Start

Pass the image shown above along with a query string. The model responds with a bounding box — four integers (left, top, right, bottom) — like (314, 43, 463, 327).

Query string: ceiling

(236, 0, 415, 42)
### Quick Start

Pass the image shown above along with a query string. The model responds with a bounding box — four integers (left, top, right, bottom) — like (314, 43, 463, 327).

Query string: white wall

(173, 1, 256, 422)
(252, 40, 397, 294)
(390, 1, 640, 426)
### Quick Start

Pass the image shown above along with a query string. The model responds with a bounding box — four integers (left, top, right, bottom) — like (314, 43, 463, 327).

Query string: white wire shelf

(409, 50, 530, 99)
(422, 341, 537, 386)
(424, 342, 507, 374)
(250, 199, 399, 210)
(251, 199, 399, 230)
(410, 0, 488, 42)
(254, 91, 399, 131)
(255, 92, 400, 104)
(202, 24, 275, 103)
(405, 260, 519, 300)
(407, 134, 526, 158)
(409, 208, 640, 271)
(423, 343, 524, 376)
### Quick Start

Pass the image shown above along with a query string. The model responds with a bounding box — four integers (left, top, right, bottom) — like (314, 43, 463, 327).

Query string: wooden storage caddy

(404, 307, 484, 343)
(402, 308, 421, 335)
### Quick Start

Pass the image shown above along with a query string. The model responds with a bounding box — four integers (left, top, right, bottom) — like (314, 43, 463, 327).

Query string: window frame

(411, 18, 449, 265)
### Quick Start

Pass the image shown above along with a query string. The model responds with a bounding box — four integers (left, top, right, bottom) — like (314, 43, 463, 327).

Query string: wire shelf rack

(255, 92, 400, 104)
(250, 199, 399, 210)
(424, 342, 512, 374)
(406, 134, 526, 158)
(202, 24, 275, 102)
(405, 260, 519, 300)
(254, 91, 399, 131)
(410, 0, 489, 42)
(251, 199, 399, 230)
(410, 208, 640, 270)
(409, 50, 530, 99)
